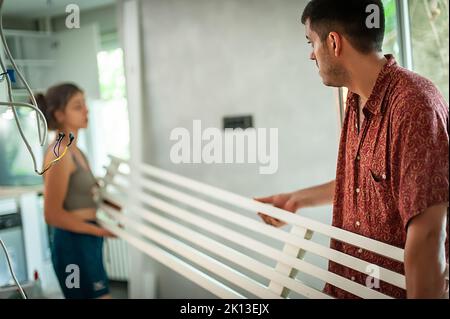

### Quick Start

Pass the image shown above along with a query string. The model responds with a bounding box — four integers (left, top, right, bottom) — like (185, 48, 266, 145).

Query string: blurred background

(0, 0, 448, 299)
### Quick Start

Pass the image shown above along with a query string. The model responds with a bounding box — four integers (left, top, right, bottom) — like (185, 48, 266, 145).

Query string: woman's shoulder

(43, 141, 76, 173)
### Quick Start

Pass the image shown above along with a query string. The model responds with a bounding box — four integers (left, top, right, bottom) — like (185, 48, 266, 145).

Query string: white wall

(125, 0, 340, 298)
(52, 4, 118, 50)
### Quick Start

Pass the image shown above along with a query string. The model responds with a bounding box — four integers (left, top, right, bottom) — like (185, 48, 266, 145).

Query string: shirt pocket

(366, 167, 394, 226)
(369, 168, 388, 183)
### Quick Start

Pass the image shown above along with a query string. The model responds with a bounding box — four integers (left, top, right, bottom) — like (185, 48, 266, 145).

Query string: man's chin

(321, 78, 341, 88)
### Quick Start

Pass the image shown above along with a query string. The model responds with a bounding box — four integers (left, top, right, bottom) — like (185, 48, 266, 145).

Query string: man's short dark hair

(301, 0, 385, 54)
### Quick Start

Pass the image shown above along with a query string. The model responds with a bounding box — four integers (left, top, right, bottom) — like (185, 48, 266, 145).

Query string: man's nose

(309, 51, 316, 61)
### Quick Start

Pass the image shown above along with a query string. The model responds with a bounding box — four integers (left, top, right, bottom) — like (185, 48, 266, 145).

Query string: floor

(109, 280, 128, 299)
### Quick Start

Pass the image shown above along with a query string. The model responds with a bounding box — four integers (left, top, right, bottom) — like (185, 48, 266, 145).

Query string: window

(98, 48, 127, 100)
(89, 47, 130, 175)
(409, 0, 449, 102)
(383, 0, 401, 59)
(0, 108, 43, 185)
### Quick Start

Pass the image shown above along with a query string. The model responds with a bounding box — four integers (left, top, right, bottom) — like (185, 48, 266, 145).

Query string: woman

(37, 83, 115, 299)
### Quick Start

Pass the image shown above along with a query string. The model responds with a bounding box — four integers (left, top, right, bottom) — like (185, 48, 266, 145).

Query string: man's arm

(255, 180, 335, 227)
(404, 203, 448, 299)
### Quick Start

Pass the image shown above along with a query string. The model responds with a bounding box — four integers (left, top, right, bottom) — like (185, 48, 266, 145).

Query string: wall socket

(223, 115, 253, 130)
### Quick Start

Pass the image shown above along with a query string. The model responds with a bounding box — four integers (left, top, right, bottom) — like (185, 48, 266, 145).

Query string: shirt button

(382, 174, 387, 180)
(356, 155, 361, 161)
(351, 276, 356, 281)
(355, 188, 361, 194)
(355, 221, 361, 227)
(357, 248, 363, 254)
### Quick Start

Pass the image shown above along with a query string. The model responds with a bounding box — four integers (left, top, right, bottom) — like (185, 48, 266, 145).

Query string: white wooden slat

(103, 182, 406, 290)
(110, 159, 404, 262)
(106, 158, 448, 300)
(102, 204, 331, 299)
(101, 207, 283, 299)
(101, 193, 391, 299)
(97, 218, 244, 299)
(115, 176, 405, 290)
(101, 193, 124, 208)
(269, 226, 313, 297)
(121, 202, 323, 297)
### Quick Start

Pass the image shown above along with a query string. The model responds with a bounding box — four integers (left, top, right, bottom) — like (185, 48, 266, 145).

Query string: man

(256, 0, 449, 299)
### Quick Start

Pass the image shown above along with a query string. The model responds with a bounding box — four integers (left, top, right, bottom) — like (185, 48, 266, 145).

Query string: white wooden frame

(98, 155, 449, 299)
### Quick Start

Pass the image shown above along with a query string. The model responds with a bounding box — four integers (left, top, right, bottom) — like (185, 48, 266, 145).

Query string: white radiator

(103, 237, 129, 281)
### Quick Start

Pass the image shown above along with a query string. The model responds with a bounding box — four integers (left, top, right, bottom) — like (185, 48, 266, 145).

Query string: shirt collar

(348, 54, 397, 116)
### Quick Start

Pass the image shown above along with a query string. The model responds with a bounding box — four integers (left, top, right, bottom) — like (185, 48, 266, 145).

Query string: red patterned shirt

(324, 55, 449, 299)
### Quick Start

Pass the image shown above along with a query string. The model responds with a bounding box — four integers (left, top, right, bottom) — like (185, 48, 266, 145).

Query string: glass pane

(383, 0, 401, 59)
(97, 48, 127, 100)
(90, 48, 130, 175)
(409, 0, 449, 102)
(0, 107, 43, 186)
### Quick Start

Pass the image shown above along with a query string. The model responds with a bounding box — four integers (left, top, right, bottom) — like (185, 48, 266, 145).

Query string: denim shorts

(50, 221, 110, 299)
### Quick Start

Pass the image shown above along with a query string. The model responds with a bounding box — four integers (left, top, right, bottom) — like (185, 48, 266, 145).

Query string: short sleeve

(391, 99, 449, 230)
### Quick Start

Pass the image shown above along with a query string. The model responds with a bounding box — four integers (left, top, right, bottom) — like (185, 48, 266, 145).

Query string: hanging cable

(53, 132, 64, 157)
(0, 238, 27, 299)
(0, 0, 73, 175)
(0, 0, 45, 145)
(41, 133, 74, 174)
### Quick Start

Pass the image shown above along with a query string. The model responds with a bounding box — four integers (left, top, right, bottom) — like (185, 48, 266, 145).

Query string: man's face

(305, 19, 347, 87)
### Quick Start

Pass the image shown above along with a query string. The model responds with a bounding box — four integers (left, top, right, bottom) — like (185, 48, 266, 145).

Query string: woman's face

(56, 92, 88, 130)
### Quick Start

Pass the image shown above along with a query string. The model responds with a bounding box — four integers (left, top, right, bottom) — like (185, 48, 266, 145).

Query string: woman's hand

(92, 225, 117, 238)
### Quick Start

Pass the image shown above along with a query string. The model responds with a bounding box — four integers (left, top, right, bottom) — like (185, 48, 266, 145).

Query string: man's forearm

(295, 180, 335, 209)
(404, 233, 447, 298)
(404, 204, 448, 298)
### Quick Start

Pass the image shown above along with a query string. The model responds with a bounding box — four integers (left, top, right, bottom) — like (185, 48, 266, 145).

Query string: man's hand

(254, 180, 336, 228)
(404, 203, 448, 298)
(254, 192, 302, 227)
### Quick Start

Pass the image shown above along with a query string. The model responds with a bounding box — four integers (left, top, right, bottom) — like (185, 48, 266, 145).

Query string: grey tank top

(63, 150, 99, 211)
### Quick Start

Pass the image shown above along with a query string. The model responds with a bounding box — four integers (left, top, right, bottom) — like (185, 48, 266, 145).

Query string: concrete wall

(129, 0, 340, 298)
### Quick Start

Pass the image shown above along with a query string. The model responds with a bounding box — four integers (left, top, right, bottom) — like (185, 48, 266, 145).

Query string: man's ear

(328, 32, 342, 57)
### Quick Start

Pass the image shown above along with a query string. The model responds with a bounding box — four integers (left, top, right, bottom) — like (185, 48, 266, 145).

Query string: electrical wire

(57, 138, 62, 156)
(0, 0, 77, 300)
(0, 0, 45, 145)
(0, 100, 47, 126)
(0, 0, 74, 176)
(41, 133, 74, 174)
(0, 238, 27, 299)
(53, 132, 64, 157)
(0, 0, 74, 175)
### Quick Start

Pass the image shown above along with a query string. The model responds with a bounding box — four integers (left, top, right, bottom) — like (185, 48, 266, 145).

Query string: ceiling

(1, 0, 116, 19)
